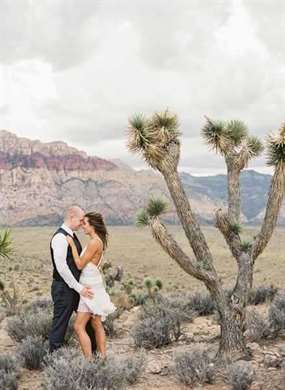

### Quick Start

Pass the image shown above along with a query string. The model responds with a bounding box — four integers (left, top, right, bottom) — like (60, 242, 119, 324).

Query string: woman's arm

(66, 236, 100, 270)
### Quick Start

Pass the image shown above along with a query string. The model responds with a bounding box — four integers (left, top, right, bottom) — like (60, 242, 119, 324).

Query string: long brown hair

(85, 212, 108, 250)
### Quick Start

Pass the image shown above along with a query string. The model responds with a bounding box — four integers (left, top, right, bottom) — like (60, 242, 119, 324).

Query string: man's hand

(80, 287, 94, 298)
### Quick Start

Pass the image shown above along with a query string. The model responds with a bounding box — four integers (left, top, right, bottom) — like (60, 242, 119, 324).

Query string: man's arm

(51, 233, 84, 293)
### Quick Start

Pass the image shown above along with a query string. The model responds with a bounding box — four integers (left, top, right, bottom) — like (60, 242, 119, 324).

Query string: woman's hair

(84, 212, 108, 250)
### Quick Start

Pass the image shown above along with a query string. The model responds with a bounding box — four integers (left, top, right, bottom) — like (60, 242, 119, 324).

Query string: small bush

(166, 293, 197, 322)
(0, 279, 19, 316)
(43, 348, 144, 390)
(8, 310, 53, 342)
(248, 285, 277, 305)
(121, 351, 146, 385)
(18, 336, 49, 370)
(132, 315, 179, 349)
(132, 296, 183, 349)
(268, 290, 285, 333)
(228, 361, 255, 390)
(174, 346, 215, 386)
(189, 292, 216, 316)
(8, 305, 74, 344)
(103, 309, 123, 337)
(0, 354, 20, 390)
(24, 299, 53, 314)
(243, 308, 268, 341)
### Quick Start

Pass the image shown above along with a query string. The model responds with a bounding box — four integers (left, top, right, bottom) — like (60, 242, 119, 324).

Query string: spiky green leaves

(136, 198, 168, 227)
(230, 223, 242, 234)
(202, 118, 230, 154)
(202, 118, 249, 153)
(237, 136, 264, 169)
(202, 117, 263, 166)
(0, 230, 12, 259)
(128, 110, 180, 168)
(227, 120, 248, 146)
(136, 209, 150, 227)
(128, 114, 150, 153)
(266, 124, 285, 167)
(246, 136, 264, 158)
(147, 198, 167, 217)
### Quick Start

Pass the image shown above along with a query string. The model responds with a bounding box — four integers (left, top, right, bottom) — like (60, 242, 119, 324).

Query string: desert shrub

(268, 290, 285, 333)
(0, 354, 20, 390)
(132, 296, 185, 349)
(24, 298, 53, 314)
(43, 348, 145, 390)
(0, 279, 19, 316)
(243, 308, 268, 341)
(248, 285, 277, 305)
(18, 336, 49, 370)
(121, 351, 146, 385)
(228, 361, 255, 390)
(103, 309, 124, 337)
(189, 292, 216, 316)
(8, 310, 53, 342)
(166, 293, 197, 322)
(8, 305, 74, 344)
(174, 346, 215, 386)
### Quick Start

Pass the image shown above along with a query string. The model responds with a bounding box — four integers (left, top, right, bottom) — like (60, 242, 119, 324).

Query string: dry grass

(0, 225, 285, 304)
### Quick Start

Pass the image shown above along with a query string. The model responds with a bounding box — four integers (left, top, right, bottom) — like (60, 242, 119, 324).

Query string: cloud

(0, 0, 98, 70)
(0, 0, 284, 174)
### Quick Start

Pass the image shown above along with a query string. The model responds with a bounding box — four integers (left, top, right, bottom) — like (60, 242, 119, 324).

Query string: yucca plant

(127, 110, 285, 362)
(0, 230, 12, 259)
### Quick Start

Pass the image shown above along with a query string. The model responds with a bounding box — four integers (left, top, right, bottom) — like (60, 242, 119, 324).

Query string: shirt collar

(61, 223, 74, 236)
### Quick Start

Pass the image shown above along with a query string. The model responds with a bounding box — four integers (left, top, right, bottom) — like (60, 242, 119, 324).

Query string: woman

(66, 211, 116, 359)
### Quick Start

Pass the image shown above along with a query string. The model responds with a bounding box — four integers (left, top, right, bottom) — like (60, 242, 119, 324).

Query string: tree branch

(251, 165, 285, 261)
(157, 147, 215, 267)
(215, 209, 242, 260)
(150, 217, 217, 283)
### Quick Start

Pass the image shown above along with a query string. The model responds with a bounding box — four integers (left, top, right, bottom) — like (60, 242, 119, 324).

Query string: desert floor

(1, 225, 285, 389)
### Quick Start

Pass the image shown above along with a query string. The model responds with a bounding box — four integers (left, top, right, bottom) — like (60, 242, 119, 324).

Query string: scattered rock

(147, 360, 162, 374)
(264, 353, 282, 368)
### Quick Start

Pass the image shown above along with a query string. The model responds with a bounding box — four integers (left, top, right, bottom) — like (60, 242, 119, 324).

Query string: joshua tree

(127, 110, 285, 361)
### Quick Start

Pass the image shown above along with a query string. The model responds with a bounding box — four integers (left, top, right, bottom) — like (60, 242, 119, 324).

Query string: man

(49, 205, 97, 353)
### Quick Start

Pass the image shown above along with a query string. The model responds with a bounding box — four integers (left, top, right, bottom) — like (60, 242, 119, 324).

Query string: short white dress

(77, 247, 116, 321)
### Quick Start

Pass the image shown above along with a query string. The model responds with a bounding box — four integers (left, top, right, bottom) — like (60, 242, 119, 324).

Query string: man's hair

(64, 205, 84, 220)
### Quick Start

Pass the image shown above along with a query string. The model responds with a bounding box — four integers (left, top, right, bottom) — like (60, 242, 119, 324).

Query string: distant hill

(0, 130, 284, 226)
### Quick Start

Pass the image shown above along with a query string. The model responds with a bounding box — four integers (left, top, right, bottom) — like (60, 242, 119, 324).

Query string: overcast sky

(0, 0, 284, 175)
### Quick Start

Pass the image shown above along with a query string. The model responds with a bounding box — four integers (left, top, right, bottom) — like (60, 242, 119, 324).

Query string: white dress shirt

(51, 223, 83, 293)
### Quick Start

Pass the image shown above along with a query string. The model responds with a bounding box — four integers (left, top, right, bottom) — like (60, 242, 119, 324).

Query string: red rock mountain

(0, 130, 176, 226)
(2, 130, 280, 227)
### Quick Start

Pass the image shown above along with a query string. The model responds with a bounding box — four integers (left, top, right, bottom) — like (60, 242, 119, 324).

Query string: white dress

(77, 247, 116, 321)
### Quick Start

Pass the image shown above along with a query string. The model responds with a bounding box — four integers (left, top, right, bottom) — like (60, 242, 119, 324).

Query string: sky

(0, 0, 284, 175)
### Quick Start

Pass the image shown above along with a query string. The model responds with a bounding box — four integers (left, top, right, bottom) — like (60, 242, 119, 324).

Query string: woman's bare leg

(91, 315, 106, 358)
(74, 312, 93, 359)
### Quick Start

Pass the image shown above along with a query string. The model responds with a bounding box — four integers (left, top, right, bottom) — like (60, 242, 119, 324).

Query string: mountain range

(0, 130, 284, 226)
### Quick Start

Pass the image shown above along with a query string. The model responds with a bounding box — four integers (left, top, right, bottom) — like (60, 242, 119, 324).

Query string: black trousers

(49, 280, 97, 353)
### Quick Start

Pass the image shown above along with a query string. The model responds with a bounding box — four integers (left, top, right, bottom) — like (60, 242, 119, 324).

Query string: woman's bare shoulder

(88, 236, 103, 250)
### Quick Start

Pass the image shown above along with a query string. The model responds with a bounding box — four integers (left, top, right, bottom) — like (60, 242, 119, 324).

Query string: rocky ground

(1, 303, 285, 389)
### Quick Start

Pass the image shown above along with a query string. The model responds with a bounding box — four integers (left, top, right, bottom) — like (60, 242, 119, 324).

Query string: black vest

(50, 227, 82, 283)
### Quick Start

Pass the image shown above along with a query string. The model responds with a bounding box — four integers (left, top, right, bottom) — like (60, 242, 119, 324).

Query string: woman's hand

(66, 236, 74, 246)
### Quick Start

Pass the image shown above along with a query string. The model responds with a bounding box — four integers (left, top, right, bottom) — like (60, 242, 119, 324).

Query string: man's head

(64, 205, 85, 231)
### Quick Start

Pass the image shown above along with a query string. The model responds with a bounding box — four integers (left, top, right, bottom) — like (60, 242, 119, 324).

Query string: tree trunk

(217, 308, 249, 361)
(207, 284, 249, 361)
(233, 252, 253, 302)
(252, 165, 285, 261)
(227, 162, 241, 224)
(161, 168, 214, 265)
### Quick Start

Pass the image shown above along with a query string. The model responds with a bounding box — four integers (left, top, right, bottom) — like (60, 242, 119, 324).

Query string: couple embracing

(48, 206, 116, 359)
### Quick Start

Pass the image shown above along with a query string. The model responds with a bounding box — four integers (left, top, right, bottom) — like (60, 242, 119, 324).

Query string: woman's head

(82, 212, 108, 249)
